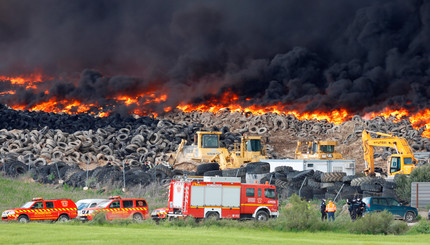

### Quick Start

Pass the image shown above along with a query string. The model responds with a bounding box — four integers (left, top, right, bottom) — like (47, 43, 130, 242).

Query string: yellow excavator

(295, 141, 343, 160)
(168, 131, 266, 170)
(362, 129, 417, 176)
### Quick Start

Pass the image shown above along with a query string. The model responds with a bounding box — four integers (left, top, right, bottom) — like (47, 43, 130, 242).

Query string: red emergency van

(152, 176, 278, 221)
(78, 196, 149, 222)
(1, 197, 77, 223)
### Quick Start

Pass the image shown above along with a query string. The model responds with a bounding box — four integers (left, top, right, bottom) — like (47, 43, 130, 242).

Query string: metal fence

(411, 182, 430, 209)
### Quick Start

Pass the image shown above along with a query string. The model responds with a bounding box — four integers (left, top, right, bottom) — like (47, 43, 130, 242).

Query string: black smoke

(0, 0, 430, 116)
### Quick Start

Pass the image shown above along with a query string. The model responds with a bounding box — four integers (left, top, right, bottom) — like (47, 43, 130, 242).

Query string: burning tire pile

(0, 104, 427, 200)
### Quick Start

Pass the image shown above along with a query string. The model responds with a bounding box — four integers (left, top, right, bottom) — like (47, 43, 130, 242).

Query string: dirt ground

(266, 120, 388, 175)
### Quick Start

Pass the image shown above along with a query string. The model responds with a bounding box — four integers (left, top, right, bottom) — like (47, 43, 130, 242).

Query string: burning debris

(0, 1, 429, 136)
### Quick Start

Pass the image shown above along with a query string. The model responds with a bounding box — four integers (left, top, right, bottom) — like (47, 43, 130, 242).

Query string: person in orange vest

(325, 200, 337, 222)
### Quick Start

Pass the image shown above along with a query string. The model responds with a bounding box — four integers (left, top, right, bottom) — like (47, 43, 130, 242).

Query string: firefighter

(355, 198, 365, 218)
(347, 198, 357, 220)
(325, 200, 336, 222)
(320, 199, 327, 221)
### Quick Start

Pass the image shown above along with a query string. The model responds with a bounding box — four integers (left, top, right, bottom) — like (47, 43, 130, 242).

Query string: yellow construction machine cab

(295, 141, 343, 159)
(362, 130, 417, 176)
(229, 135, 267, 167)
(388, 154, 416, 175)
(193, 131, 229, 162)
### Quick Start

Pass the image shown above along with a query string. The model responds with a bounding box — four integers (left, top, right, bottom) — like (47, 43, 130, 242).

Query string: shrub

(91, 212, 107, 225)
(388, 220, 409, 234)
(408, 220, 430, 234)
(283, 194, 320, 231)
(348, 211, 406, 234)
(395, 164, 430, 202)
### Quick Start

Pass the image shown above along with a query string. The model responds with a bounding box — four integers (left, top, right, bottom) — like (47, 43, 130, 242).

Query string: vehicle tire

(404, 211, 416, 223)
(6, 161, 28, 177)
(321, 172, 346, 182)
(360, 183, 382, 192)
(18, 215, 29, 223)
(350, 177, 373, 186)
(154, 164, 173, 177)
(255, 210, 269, 221)
(275, 179, 288, 189)
(307, 178, 321, 189)
(133, 213, 144, 223)
(383, 181, 397, 189)
(246, 162, 270, 174)
(274, 166, 293, 173)
(206, 212, 219, 220)
(313, 170, 323, 182)
(292, 170, 314, 182)
(274, 172, 287, 181)
(203, 170, 222, 176)
(196, 163, 220, 175)
(57, 214, 70, 222)
(222, 167, 246, 177)
(342, 175, 357, 184)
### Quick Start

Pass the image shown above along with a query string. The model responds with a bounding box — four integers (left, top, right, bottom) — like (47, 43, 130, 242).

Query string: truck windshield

(265, 189, 276, 199)
(76, 202, 90, 210)
(246, 139, 261, 152)
(404, 157, 414, 165)
(20, 202, 35, 209)
(202, 135, 219, 148)
(320, 145, 334, 153)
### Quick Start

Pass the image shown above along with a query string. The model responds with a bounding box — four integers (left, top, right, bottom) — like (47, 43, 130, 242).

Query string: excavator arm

(362, 130, 416, 176)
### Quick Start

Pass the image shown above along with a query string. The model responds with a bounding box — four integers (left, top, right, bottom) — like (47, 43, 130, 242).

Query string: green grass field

(0, 223, 429, 245)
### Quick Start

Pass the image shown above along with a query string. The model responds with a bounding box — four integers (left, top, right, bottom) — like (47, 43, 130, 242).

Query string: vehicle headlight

(2, 210, 15, 216)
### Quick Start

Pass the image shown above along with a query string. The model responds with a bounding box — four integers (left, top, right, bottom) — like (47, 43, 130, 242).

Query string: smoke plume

(0, 0, 429, 116)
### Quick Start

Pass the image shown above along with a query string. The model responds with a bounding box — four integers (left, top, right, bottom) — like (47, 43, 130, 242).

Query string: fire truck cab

(78, 196, 149, 222)
(153, 176, 278, 221)
(1, 197, 77, 223)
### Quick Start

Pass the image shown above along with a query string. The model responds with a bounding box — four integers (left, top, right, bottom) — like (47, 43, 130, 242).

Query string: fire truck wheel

(133, 213, 144, 222)
(255, 211, 269, 221)
(57, 214, 70, 222)
(18, 215, 29, 223)
(206, 212, 219, 220)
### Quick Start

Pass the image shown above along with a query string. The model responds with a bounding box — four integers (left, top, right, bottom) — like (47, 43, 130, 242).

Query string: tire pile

(266, 166, 397, 201)
(161, 110, 429, 151)
(170, 162, 397, 201)
(0, 104, 426, 199)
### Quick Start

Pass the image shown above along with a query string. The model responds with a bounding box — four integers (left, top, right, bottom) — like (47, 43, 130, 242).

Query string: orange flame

(0, 72, 45, 89)
(1, 74, 429, 137)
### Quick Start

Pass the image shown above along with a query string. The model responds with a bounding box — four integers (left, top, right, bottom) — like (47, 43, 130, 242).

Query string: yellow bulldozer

(362, 129, 417, 176)
(168, 131, 267, 170)
(295, 140, 343, 160)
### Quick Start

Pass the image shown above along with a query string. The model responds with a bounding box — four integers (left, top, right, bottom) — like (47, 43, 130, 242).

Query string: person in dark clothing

(347, 198, 357, 220)
(320, 199, 327, 221)
(355, 198, 365, 218)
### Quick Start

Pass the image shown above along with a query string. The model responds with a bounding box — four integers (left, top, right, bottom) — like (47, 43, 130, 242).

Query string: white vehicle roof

(76, 199, 106, 203)
(75, 199, 107, 210)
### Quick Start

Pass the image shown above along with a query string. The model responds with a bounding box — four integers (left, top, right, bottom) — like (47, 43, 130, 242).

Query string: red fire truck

(1, 197, 77, 223)
(151, 176, 278, 221)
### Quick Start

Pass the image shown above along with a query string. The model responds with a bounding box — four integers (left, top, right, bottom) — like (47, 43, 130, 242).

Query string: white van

(75, 199, 106, 212)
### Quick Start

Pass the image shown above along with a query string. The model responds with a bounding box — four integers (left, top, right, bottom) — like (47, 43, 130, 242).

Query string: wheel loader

(168, 131, 267, 170)
(295, 141, 343, 160)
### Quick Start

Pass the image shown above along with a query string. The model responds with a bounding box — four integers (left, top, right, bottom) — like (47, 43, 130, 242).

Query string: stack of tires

(255, 167, 396, 201)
